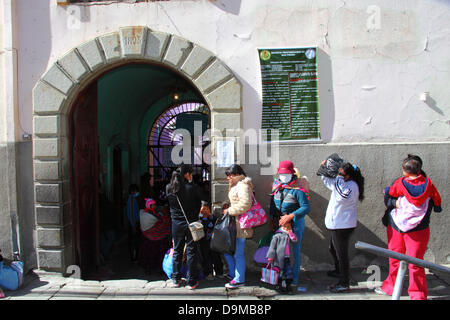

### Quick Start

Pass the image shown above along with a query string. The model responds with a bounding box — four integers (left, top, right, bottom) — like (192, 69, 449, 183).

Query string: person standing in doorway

(126, 184, 145, 262)
(320, 161, 365, 293)
(166, 164, 210, 290)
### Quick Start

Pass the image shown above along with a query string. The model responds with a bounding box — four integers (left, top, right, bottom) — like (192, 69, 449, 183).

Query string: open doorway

(69, 63, 210, 280)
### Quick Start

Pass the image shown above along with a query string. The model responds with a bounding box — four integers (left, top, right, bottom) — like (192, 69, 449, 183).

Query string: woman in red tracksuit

(376, 154, 442, 300)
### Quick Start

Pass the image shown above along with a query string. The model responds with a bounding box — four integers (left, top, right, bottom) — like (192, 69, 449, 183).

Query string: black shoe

(328, 283, 349, 293)
(186, 281, 199, 290)
(285, 280, 295, 295)
(172, 279, 184, 288)
(326, 270, 341, 278)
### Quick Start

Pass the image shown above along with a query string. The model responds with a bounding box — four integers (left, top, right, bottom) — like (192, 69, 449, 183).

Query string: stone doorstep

(100, 279, 149, 289)
(97, 287, 150, 300)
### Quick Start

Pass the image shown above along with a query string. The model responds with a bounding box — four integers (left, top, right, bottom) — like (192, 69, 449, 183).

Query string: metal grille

(147, 102, 210, 181)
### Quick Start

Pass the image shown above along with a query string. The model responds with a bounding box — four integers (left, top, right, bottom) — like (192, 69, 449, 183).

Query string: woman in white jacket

(321, 161, 365, 293)
(223, 164, 253, 289)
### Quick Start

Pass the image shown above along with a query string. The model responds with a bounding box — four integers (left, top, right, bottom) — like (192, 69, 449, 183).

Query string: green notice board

(258, 47, 320, 141)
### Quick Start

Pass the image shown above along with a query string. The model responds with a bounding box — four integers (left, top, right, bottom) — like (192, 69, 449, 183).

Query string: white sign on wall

(216, 140, 234, 168)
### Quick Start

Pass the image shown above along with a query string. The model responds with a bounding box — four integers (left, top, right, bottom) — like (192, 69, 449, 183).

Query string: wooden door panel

(70, 83, 99, 278)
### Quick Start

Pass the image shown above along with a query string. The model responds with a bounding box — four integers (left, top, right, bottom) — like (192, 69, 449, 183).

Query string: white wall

(0, 0, 5, 143)
(15, 0, 450, 142)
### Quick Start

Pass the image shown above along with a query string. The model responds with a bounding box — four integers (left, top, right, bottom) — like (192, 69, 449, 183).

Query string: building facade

(0, 0, 449, 276)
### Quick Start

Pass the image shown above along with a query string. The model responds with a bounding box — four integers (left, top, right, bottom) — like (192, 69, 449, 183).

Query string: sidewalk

(2, 266, 449, 300)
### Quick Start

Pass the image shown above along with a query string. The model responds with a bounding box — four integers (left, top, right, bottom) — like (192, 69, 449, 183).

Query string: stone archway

(32, 26, 242, 272)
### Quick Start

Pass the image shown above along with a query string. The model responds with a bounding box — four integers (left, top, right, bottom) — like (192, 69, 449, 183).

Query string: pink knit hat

(145, 198, 156, 210)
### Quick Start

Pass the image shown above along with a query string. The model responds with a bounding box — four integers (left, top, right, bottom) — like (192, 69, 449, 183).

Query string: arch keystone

(119, 26, 147, 57)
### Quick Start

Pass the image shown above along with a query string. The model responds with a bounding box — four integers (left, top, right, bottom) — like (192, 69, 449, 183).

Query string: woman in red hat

(270, 160, 310, 289)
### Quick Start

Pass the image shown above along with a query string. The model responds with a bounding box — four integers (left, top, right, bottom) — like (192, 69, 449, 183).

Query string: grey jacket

(266, 230, 296, 271)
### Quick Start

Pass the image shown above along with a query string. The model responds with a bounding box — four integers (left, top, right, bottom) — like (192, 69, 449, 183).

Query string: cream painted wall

(0, 0, 6, 142)
(14, 0, 450, 142)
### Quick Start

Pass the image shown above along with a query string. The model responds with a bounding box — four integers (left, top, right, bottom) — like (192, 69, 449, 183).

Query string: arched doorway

(32, 27, 242, 275)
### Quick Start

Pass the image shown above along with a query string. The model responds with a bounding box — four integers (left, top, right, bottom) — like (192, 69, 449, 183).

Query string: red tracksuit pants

(381, 226, 430, 300)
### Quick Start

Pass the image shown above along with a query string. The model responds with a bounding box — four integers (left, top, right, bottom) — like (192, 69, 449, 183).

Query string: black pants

(329, 228, 355, 287)
(128, 223, 141, 261)
(171, 218, 199, 285)
(199, 237, 224, 277)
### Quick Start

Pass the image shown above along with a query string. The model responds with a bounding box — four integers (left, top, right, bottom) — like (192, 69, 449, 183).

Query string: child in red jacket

(386, 157, 442, 211)
(377, 154, 442, 300)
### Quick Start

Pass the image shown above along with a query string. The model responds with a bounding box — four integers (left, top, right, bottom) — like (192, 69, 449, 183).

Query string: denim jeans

(224, 237, 246, 283)
(292, 217, 305, 285)
(171, 218, 199, 285)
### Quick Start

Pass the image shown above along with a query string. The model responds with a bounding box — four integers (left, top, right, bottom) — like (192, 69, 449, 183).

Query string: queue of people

(120, 153, 441, 300)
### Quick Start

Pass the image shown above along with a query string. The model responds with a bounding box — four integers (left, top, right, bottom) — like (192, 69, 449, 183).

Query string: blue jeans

(224, 238, 246, 283)
(171, 218, 199, 285)
(292, 217, 305, 285)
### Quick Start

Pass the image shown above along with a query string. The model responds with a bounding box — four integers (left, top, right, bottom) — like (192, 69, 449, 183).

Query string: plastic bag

(140, 209, 158, 232)
(253, 246, 269, 265)
(210, 213, 236, 255)
(0, 260, 23, 291)
(162, 248, 204, 280)
(316, 153, 345, 178)
(162, 248, 174, 279)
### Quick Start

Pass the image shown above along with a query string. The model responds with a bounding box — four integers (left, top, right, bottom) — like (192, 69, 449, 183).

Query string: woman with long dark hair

(320, 161, 365, 293)
(166, 164, 210, 290)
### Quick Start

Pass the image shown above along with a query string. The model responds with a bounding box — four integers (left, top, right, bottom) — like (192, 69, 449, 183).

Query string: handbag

(260, 262, 279, 285)
(176, 195, 205, 242)
(210, 212, 236, 255)
(239, 194, 267, 229)
(253, 246, 269, 265)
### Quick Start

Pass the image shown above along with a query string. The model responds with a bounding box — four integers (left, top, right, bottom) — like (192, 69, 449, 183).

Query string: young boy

(198, 201, 226, 280)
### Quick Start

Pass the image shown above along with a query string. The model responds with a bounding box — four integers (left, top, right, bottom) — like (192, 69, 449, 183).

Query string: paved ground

(1, 265, 449, 301)
(2, 234, 449, 301)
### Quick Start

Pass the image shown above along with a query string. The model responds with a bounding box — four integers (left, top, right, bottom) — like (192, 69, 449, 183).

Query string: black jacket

(166, 181, 209, 223)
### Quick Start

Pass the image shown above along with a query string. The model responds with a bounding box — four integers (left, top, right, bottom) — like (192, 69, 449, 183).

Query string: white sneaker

(374, 287, 388, 296)
(225, 280, 245, 289)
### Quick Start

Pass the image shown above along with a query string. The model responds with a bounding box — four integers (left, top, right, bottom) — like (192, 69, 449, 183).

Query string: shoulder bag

(175, 195, 205, 242)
